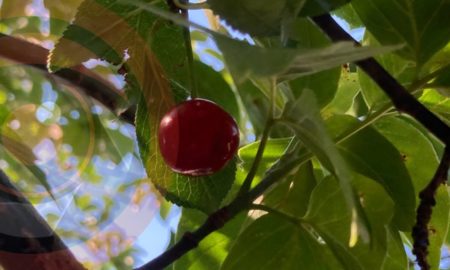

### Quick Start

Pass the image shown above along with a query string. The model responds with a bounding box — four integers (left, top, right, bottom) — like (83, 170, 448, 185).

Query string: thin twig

(412, 147, 450, 270)
(311, 14, 450, 145)
(237, 118, 274, 196)
(238, 79, 276, 195)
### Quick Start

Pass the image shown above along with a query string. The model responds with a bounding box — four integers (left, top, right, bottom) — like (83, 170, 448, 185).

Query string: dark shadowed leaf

(358, 34, 416, 110)
(221, 214, 341, 270)
(282, 90, 363, 234)
(173, 209, 246, 270)
(194, 61, 239, 121)
(326, 114, 416, 230)
(263, 161, 317, 218)
(352, 0, 450, 66)
(208, 0, 304, 36)
(300, 0, 350, 16)
(288, 18, 341, 108)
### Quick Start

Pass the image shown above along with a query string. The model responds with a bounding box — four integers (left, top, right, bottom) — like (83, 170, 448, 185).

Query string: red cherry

(158, 98, 239, 176)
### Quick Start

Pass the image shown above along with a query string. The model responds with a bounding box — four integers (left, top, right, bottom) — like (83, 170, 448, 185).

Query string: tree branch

(311, 14, 450, 145)
(0, 170, 86, 270)
(412, 147, 450, 270)
(0, 33, 135, 124)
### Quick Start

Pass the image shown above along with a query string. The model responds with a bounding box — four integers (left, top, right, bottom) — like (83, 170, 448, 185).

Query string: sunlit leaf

(332, 3, 363, 29)
(44, 0, 84, 35)
(323, 69, 360, 115)
(239, 138, 292, 184)
(420, 89, 450, 122)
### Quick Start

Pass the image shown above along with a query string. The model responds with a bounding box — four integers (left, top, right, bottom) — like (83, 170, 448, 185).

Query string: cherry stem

(179, 3, 198, 99)
(238, 117, 274, 197)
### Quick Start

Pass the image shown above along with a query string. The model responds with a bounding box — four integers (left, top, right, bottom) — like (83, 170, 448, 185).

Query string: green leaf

(305, 173, 403, 270)
(44, 0, 83, 35)
(263, 161, 317, 217)
(431, 64, 450, 97)
(287, 18, 341, 108)
(332, 3, 363, 29)
(352, 0, 450, 66)
(208, 0, 305, 36)
(382, 227, 409, 269)
(348, 174, 397, 269)
(282, 90, 362, 231)
(323, 69, 360, 115)
(420, 89, 450, 121)
(239, 138, 292, 183)
(235, 81, 269, 137)
(195, 61, 240, 121)
(221, 214, 341, 270)
(303, 177, 354, 263)
(49, 0, 188, 98)
(299, 0, 350, 16)
(215, 35, 400, 84)
(173, 209, 246, 270)
(326, 114, 416, 230)
(374, 116, 450, 268)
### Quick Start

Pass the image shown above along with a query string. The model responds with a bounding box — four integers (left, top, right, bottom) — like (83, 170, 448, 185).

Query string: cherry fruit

(158, 98, 239, 176)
